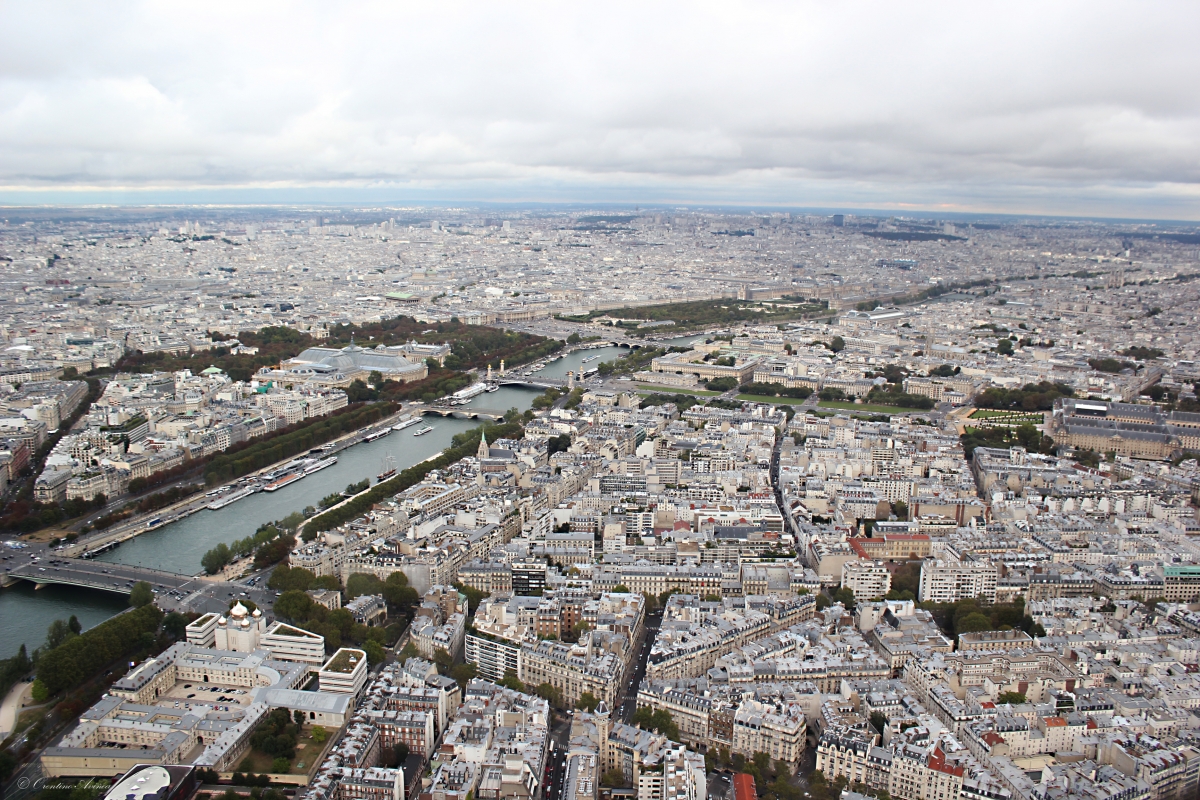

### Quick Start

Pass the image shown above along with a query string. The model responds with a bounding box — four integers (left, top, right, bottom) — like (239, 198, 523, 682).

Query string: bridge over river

(497, 377, 569, 390)
(417, 377, 571, 420)
(420, 407, 508, 421)
(2, 556, 200, 595)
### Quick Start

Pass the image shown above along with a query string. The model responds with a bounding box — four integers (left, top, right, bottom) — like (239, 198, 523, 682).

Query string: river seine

(0, 342, 662, 658)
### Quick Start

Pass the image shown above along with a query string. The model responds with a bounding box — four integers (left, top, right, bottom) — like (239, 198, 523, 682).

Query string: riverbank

(90, 386, 541, 576)
(56, 404, 417, 559)
(0, 680, 32, 740)
(0, 350, 610, 658)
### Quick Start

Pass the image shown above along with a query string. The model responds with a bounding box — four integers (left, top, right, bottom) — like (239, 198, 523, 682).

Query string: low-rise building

(319, 648, 370, 696)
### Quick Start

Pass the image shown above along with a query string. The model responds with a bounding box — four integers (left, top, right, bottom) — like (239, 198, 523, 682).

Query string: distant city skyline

(1, 2, 1198, 219)
(0, 202, 1196, 229)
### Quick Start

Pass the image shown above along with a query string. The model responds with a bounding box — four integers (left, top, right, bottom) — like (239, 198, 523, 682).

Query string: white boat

(393, 417, 421, 431)
(304, 456, 338, 474)
(263, 472, 303, 492)
(413, 426, 435, 436)
(363, 428, 391, 442)
(450, 382, 488, 402)
(485, 383, 499, 392)
(83, 540, 120, 558)
(208, 486, 253, 510)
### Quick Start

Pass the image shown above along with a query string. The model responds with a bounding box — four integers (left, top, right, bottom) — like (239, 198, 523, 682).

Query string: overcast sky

(1, 1, 1198, 218)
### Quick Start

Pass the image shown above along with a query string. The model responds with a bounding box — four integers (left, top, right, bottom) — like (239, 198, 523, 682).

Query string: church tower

(477, 431, 489, 460)
(594, 700, 612, 771)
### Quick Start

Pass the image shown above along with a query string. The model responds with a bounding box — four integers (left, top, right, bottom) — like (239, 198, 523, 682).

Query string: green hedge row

(204, 402, 396, 485)
(37, 604, 164, 694)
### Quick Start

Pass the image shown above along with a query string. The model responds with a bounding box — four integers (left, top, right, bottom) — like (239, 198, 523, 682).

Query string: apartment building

(917, 558, 998, 603)
(731, 699, 807, 764)
(1164, 565, 1200, 603)
(841, 560, 892, 601)
(636, 744, 706, 800)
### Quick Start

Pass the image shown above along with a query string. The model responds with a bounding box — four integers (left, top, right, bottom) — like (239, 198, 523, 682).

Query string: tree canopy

(38, 604, 163, 694)
(129, 581, 154, 607)
(631, 707, 679, 740)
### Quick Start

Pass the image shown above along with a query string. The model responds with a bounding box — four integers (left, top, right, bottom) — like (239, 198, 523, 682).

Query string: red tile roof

(734, 773, 757, 800)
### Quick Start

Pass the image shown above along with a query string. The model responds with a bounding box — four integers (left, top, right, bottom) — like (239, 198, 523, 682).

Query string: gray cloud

(1, 1, 1198, 217)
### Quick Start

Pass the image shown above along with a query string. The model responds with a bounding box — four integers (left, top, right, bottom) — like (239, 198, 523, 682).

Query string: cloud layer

(2, 1, 1198, 216)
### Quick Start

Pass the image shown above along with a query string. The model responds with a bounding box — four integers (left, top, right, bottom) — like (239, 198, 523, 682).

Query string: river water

(89, 387, 544, 575)
(0, 581, 130, 662)
(533, 344, 626, 379)
(655, 333, 707, 349)
(0, 340, 705, 658)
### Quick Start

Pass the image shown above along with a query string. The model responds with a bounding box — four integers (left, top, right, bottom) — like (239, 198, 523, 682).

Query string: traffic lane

(543, 714, 571, 800)
(544, 753, 561, 800)
(553, 747, 568, 800)
(164, 584, 280, 616)
(617, 610, 662, 721)
(621, 659, 651, 715)
(9, 561, 195, 589)
(708, 772, 732, 800)
(18, 555, 275, 592)
(10, 559, 275, 614)
(36, 559, 179, 580)
(13, 564, 131, 587)
(543, 741, 566, 800)
(11, 563, 276, 606)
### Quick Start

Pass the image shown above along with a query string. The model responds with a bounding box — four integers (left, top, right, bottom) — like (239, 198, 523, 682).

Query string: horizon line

(0, 200, 1197, 227)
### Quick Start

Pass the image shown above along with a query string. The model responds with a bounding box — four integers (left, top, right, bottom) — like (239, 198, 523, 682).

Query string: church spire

(477, 431, 489, 460)
(594, 700, 612, 770)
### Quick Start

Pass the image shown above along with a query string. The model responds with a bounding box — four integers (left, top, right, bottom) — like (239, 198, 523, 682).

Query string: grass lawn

(236, 749, 279, 775)
(236, 726, 328, 775)
(818, 400, 932, 415)
(636, 387, 721, 397)
(22, 528, 70, 543)
(969, 409, 1042, 420)
(736, 394, 807, 405)
(15, 707, 43, 735)
(812, 410, 908, 422)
